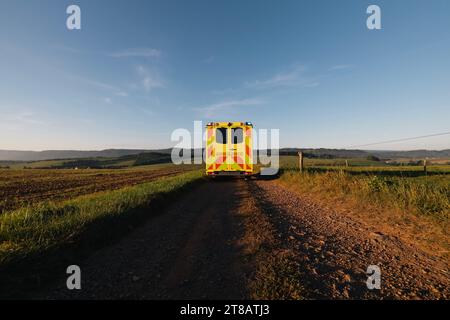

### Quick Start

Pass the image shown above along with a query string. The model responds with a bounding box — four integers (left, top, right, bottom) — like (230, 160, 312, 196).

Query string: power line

(349, 131, 450, 149)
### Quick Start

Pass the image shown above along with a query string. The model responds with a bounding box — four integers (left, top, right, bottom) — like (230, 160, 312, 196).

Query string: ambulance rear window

(231, 128, 243, 144)
(216, 128, 227, 144)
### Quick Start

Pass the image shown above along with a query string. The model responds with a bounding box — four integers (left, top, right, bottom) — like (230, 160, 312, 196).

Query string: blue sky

(1, 0, 449, 150)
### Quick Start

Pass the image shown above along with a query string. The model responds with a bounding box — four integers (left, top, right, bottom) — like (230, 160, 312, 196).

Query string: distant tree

(366, 155, 381, 162)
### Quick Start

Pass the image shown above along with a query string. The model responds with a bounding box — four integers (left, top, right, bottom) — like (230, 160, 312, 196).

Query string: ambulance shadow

(254, 168, 281, 180)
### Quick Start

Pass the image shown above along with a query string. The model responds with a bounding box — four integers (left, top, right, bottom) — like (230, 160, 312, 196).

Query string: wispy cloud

(52, 45, 87, 55)
(195, 98, 265, 118)
(14, 111, 45, 125)
(68, 75, 129, 97)
(139, 108, 154, 116)
(110, 48, 161, 58)
(329, 64, 353, 71)
(211, 88, 237, 95)
(245, 64, 319, 89)
(136, 65, 165, 91)
(81, 78, 119, 91)
(103, 97, 113, 104)
(0, 111, 46, 130)
(203, 56, 215, 64)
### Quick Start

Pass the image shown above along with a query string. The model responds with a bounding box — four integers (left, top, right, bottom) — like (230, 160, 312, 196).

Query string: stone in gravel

(342, 274, 351, 283)
(132, 276, 140, 281)
(341, 288, 350, 299)
(314, 240, 325, 247)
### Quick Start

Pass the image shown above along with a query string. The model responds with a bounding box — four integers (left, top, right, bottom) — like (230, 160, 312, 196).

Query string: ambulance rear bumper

(206, 171, 252, 176)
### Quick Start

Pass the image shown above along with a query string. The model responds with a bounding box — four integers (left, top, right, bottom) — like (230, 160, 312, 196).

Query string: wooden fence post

(424, 159, 427, 175)
(345, 159, 349, 168)
(298, 151, 304, 173)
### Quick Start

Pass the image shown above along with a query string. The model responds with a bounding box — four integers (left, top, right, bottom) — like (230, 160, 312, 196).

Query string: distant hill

(370, 149, 450, 159)
(0, 148, 449, 162)
(0, 149, 172, 161)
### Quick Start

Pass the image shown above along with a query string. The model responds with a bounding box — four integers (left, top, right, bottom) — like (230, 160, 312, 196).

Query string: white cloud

(329, 64, 353, 71)
(0, 110, 45, 130)
(82, 78, 119, 91)
(244, 64, 319, 89)
(17, 112, 44, 125)
(196, 98, 265, 118)
(103, 97, 112, 104)
(139, 108, 154, 116)
(110, 48, 161, 58)
(136, 65, 165, 91)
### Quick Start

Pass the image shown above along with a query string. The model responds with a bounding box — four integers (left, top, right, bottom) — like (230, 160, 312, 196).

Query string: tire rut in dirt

(40, 179, 248, 299)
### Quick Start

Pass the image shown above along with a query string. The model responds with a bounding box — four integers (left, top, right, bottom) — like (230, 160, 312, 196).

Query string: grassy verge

(279, 169, 450, 257)
(0, 170, 203, 298)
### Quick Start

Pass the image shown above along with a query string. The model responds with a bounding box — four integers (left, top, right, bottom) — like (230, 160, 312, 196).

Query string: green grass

(278, 157, 450, 257)
(279, 156, 450, 220)
(280, 169, 449, 220)
(280, 155, 450, 172)
(8, 160, 66, 169)
(280, 155, 389, 168)
(0, 170, 203, 266)
(5, 152, 174, 169)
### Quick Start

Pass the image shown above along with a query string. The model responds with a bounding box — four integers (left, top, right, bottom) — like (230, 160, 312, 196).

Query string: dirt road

(40, 180, 248, 299)
(38, 179, 449, 299)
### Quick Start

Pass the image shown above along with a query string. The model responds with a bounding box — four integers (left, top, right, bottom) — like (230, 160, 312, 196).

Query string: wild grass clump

(280, 169, 449, 220)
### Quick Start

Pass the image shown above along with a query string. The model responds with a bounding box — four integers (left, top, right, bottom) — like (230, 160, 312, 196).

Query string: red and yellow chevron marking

(245, 126, 253, 171)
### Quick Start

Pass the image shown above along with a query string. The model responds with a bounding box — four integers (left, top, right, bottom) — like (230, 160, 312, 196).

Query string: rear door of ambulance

(228, 125, 245, 172)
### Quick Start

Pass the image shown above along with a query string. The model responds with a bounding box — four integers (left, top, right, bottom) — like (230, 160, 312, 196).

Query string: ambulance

(205, 122, 253, 176)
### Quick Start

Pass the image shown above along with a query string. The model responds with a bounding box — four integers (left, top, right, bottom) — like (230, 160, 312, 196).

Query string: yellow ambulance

(205, 122, 254, 176)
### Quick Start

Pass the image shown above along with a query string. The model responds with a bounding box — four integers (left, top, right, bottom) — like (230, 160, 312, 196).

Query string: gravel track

(35, 178, 449, 299)
(251, 180, 450, 299)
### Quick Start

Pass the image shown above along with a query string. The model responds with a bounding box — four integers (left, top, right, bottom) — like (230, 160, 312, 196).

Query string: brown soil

(0, 166, 197, 213)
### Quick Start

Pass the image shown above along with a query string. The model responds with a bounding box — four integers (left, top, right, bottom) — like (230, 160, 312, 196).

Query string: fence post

(423, 159, 427, 175)
(345, 159, 349, 168)
(298, 151, 304, 173)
